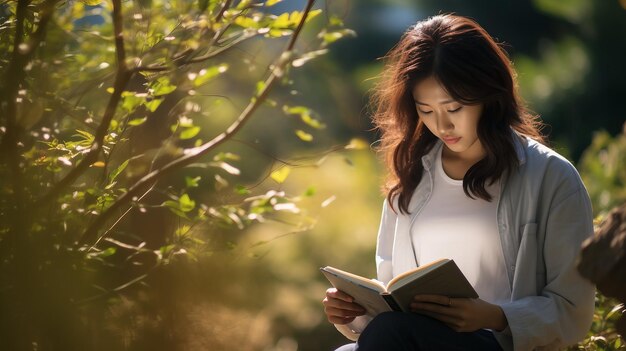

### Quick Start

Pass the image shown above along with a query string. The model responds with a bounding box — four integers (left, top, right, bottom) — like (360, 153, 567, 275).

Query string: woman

(322, 14, 595, 351)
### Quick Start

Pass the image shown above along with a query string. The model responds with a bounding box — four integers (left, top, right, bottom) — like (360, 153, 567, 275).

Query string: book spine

(381, 293, 402, 312)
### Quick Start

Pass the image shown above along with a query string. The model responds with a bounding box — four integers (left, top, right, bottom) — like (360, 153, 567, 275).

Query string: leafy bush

(0, 0, 355, 349)
(573, 124, 626, 350)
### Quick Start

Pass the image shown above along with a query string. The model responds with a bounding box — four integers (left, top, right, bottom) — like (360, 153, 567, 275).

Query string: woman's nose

(437, 114, 454, 134)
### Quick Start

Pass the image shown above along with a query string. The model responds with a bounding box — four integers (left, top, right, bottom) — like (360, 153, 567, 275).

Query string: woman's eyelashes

(417, 106, 463, 114)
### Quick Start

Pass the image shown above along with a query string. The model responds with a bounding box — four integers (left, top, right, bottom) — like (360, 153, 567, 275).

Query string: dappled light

(0, 0, 625, 350)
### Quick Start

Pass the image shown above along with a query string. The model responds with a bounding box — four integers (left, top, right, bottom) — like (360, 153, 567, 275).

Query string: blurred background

(1, 0, 625, 350)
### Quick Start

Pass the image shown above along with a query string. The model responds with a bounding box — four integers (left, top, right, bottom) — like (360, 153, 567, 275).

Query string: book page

(386, 258, 449, 290)
(387, 260, 478, 312)
(321, 266, 386, 292)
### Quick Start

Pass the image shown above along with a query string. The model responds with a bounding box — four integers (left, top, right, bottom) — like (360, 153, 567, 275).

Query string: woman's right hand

(322, 288, 367, 325)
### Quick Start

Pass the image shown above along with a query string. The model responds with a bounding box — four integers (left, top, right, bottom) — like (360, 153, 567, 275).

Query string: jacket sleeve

(334, 199, 397, 340)
(495, 184, 595, 351)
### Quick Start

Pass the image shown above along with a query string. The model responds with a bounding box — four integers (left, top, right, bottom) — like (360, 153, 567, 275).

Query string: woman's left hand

(410, 294, 508, 332)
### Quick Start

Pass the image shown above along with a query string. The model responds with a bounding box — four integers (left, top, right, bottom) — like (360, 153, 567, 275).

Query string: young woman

(322, 14, 595, 351)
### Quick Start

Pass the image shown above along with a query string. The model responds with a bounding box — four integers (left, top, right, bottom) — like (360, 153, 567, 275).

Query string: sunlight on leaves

(270, 166, 291, 183)
(295, 130, 313, 142)
(180, 126, 201, 140)
(193, 64, 229, 87)
(127, 116, 147, 126)
(345, 138, 369, 150)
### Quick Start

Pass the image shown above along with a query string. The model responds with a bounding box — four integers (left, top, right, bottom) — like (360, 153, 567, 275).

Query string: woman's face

(411, 75, 485, 160)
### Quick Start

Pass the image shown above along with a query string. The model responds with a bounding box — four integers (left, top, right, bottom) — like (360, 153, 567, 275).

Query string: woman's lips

(442, 136, 461, 144)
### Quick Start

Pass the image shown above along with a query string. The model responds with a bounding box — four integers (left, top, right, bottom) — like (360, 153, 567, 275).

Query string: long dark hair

(370, 14, 544, 214)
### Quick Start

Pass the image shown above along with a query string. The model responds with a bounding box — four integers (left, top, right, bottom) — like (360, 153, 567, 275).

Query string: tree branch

(37, 0, 132, 207)
(215, 0, 234, 24)
(79, 0, 317, 246)
(133, 1, 253, 73)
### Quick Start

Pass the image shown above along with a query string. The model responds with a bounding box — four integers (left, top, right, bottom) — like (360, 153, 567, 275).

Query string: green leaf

(266, 0, 282, 6)
(128, 116, 147, 126)
(179, 194, 196, 212)
(329, 15, 344, 27)
(75, 129, 95, 142)
(180, 126, 200, 140)
(255, 81, 266, 95)
(301, 112, 325, 129)
(321, 29, 357, 45)
(151, 77, 177, 96)
(234, 16, 261, 29)
(304, 186, 316, 196)
(175, 225, 191, 237)
(185, 176, 201, 188)
(272, 12, 291, 28)
(235, 0, 252, 10)
(193, 64, 229, 87)
(235, 185, 250, 195)
(163, 200, 188, 218)
(306, 9, 323, 22)
(295, 130, 313, 141)
(145, 99, 163, 112)
(213, 152, 240, 161)
(109, 159, 129, 182)
(283, 105, 325, 129)
(121, 93, 146, 112)
(283, 105, 308, 115)
(270, 166, 290, 183)
(81, 0, 103, 5)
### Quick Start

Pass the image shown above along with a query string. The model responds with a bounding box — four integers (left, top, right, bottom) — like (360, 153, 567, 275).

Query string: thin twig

(133, 1, 256, 74)
(79, 0, 318, 246)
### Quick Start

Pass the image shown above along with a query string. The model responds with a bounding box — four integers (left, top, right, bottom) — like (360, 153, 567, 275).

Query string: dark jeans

(334, 312, 503, 351)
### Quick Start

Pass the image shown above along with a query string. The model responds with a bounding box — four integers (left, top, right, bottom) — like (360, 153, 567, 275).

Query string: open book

(320, 258, 478, 317)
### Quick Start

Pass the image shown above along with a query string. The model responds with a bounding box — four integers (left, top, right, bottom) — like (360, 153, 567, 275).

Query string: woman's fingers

(324, 305, 366, 317)
(326, 288, 354, 302)
(324, 296, 366, 312)
(322, 288, 367, 324)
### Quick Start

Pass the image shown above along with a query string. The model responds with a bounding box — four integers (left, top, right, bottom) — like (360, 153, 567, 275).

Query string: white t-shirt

(411, 147, 511, 305)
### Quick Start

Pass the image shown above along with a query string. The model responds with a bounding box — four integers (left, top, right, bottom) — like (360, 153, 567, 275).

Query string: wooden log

(578, 203, 626, 337)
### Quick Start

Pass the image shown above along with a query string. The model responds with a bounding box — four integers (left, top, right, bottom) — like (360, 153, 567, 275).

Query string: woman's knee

(358, 312, 451, 350)
(363, 311, 443, 334)
(358, 312, 420, 348)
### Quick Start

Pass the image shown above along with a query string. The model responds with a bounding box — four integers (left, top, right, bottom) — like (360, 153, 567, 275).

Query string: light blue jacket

(336, 136, 595, 350)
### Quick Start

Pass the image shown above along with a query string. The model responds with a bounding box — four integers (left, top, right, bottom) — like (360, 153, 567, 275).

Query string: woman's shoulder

(523, 138, 576, 170)
(519, 137, 586, 191)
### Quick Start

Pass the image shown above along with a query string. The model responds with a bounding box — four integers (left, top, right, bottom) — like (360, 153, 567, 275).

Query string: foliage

(579, 124, 626, 214)
(0, 0, 355, 349)
(572, 295, 625, 350)
(572, 125, 626, 350)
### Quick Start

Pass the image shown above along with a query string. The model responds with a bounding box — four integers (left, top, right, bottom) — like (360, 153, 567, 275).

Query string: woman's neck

(441, 141, 486, 180)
